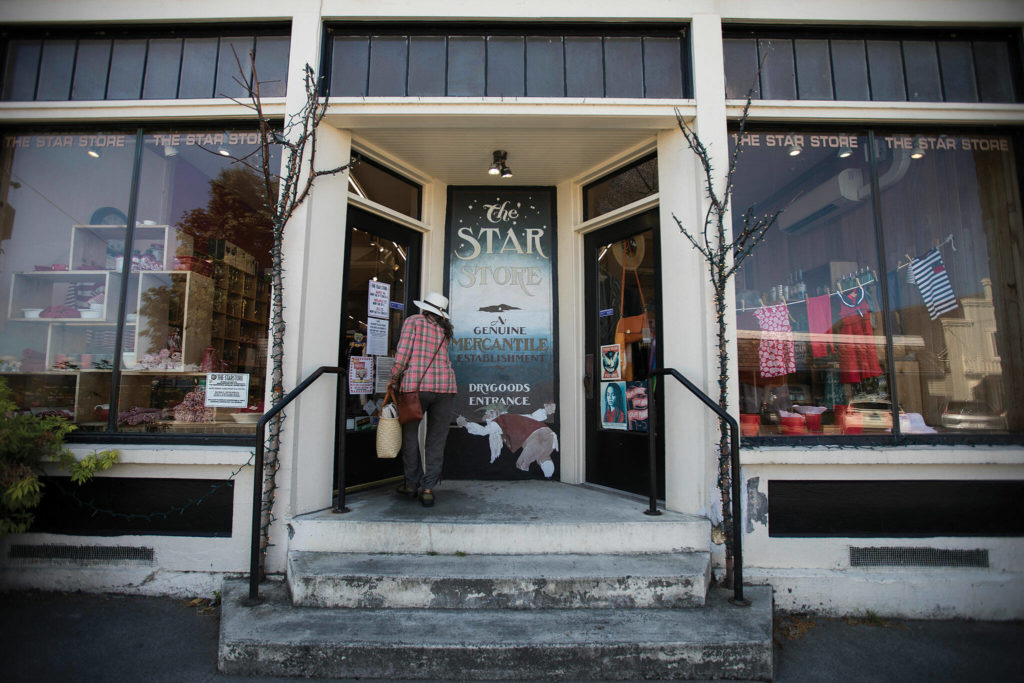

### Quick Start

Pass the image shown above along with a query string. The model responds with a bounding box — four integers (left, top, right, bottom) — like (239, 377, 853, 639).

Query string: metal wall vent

(849, 546, 988, 568)
(8, 544, 154, 564)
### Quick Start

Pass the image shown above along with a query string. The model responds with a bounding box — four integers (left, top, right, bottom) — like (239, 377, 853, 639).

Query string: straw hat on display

(414, 291, 450, 319)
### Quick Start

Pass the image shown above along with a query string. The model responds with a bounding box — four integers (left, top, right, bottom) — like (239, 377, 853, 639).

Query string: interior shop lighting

(787, 144, 802, 157)
(910, 137, 927, 160)
(837, 146, 853, 159)
(86, 149, 100, 158)
(163, 145, 179, 157)
(489, 150, 512, 177)
(217, 144, 231, 157)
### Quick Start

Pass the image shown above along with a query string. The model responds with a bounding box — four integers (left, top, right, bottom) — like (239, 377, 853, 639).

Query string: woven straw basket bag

(376, 390, 402, 459)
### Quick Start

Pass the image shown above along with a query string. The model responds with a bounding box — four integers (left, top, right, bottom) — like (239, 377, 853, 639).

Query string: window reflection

(731, 129, 1024, 437)
(0, 129, 279, 435)
(877, 132, 1022, 434)
(0, 132, 136, 426)
(583, 154, 659, 221)
(115, 130, 280, 434)
(731, 132, 888, 436)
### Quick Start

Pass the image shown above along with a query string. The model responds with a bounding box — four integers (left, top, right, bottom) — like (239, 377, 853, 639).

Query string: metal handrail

(247, 365, 346, 603)
(644, 367, 748, 606)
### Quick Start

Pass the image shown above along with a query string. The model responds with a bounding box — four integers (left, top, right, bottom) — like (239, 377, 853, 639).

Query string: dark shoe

(420, 490, 435, 507)
(395, 482, 418, 500)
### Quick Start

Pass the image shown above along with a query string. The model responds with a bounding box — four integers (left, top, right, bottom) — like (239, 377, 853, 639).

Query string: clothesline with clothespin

(736, 278, 878, 313)
(896, 233, 957, 271)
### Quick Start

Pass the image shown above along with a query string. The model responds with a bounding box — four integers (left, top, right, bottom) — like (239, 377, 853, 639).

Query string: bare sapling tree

(222, 51, 354, 576)
(671, 95, 781, 582)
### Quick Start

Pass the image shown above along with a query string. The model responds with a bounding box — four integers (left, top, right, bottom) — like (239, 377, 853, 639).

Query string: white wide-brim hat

(414, 291, 450, 319)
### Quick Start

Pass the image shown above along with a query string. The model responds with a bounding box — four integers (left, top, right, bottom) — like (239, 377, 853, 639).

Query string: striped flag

(910, 248, 958, 320)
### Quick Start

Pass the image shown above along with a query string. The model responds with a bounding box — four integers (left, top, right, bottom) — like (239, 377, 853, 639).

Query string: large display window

(731, 129, 1024, 439)
(0, 129, 279, 437)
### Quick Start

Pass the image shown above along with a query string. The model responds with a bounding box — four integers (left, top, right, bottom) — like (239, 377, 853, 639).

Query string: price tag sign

(204, 373, 250, 408)
(368, 280, 391, 319)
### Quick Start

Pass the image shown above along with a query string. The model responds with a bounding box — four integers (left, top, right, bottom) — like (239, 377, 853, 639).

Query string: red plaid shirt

(391, 314, 457, 393)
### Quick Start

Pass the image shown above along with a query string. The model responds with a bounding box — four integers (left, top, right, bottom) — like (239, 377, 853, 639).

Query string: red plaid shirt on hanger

(391, 314, 457, 393)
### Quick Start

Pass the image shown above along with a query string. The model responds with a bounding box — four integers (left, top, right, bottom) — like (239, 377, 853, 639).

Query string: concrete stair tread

(289, 550, 710, 578)
(287, 551, 711, 609)
(290, 481, 710, 555)
(219, 579, 773, 679)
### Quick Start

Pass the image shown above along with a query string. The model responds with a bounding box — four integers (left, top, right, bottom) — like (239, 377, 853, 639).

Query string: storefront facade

(1, 1, 1022, 618)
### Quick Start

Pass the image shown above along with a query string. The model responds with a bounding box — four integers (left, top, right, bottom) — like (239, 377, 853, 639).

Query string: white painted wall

(740, 447, 1024, 619)
(0, 445, 257, 596)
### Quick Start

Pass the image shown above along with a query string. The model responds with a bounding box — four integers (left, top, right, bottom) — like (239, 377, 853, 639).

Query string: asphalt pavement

(1, 588, 1020, 682)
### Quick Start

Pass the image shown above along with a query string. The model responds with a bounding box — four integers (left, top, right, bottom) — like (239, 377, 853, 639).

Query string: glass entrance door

(583, 209, 663, 496)
(338, 207, 421, 491)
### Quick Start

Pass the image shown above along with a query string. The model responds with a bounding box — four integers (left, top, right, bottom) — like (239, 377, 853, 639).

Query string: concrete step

(289, 481, 710, 555)
(219, 579, 773, 680)
(287, 550, 711, 609)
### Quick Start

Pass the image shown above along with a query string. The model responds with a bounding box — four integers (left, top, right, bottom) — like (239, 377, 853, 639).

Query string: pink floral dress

(753, 304, 796, 378)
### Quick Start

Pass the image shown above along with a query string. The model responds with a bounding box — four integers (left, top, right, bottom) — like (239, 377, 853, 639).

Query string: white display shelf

(7, 270, 122, 321)
(69, 224, 193, 272)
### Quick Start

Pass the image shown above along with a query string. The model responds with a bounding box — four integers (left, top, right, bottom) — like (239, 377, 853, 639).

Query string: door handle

(583, 353, 594, 399)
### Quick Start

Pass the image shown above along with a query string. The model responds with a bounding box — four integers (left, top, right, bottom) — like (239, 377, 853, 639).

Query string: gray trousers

(400, 391, 455, 490)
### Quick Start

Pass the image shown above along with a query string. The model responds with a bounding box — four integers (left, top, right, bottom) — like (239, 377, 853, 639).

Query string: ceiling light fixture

(787, 144, 802, 157)
(217, 144, 231, 157)
(86, 149, 100, 159)
(163, 145, 179, 158)
(489, 150, 512, 178)
(837, 146, 853, 159)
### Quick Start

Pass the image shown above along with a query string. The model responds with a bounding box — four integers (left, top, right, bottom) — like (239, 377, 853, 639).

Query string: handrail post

(333, 369, 349, 513)
(646, 367, 748, 606)
(244, 365, 343, 604)
(246, 432, 266, 604)
(727, 415, 748, 606)
(644, 376, 662, 516)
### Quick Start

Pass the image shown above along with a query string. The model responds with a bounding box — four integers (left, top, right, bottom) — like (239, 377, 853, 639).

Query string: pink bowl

(780, 416, 806, 435)
(740, 413, 760, 437)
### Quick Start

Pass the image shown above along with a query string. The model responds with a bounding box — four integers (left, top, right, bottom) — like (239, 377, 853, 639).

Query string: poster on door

(444, 187, 559, 481)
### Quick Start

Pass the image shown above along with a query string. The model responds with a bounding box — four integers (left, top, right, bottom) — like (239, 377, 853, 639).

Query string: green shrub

(0, 378, 118, 534)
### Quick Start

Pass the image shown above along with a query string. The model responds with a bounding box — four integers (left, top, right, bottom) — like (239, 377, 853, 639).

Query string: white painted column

(423, 181, 448, 294)
(656, 13, 733, 519)
(265, 7, 351, 573)
(282, 123, 352, 520)
(556, 178, 584, 484)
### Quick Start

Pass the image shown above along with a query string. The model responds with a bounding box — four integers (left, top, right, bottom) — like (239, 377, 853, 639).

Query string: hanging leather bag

(614, 241, 649, 379)
(396, 338, 444, 425)
(614, 241, 649, 343)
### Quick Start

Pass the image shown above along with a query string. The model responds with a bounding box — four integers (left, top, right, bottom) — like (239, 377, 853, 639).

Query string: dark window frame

(0, 23, 291, 102)
(1, 121, 282, 448)
(723, 25, 1024, 104)
(732, 122, 1024, 448)
(349, 153, 424, 221)
(321, 22, 691, 99)
(581, 152, 659, 222)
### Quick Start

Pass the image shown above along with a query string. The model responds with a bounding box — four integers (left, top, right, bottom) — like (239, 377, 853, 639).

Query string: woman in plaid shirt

(389, 291, 457, 507)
